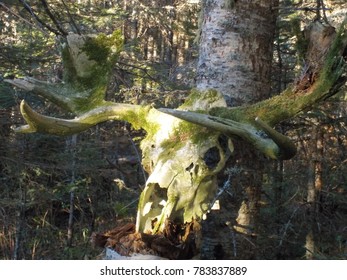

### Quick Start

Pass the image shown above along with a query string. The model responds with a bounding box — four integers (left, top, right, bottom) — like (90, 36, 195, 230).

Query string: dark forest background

(0, 0, 346, 259)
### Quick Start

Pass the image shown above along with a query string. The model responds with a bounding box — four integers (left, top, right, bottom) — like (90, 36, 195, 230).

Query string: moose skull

(136, 119, 233, 233)
(135, 90, 233, 233)
(10, 90, 295, 234)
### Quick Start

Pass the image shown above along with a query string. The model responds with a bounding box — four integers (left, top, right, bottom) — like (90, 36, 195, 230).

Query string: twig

(118, 198, 140, 213)
(66, 134, 77, 247)
(209, 174, 231, 211)
(123, 126, 147, 188)
(116, 61, 167, 90)
(61, 0, 81, 35)
(274, 6, 332, 12)
(40, 0, 68, 36)
(278, 204, 302, 248)
(13, 186, 26, 260)
(319, 0, 329, 23)
(209, 167, 242, 211)
(0, 2, 49, 35)
(19, 0, 63, 36)
(240, 234, 256, 247)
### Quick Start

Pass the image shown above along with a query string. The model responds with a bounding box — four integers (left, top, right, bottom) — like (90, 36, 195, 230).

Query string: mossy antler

(158, 108, 296, 160)
(15, 100, 146, 135)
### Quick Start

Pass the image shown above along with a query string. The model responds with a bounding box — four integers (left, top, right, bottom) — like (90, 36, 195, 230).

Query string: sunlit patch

(159, 200, 167, 207)
(143, 202, 153, 215)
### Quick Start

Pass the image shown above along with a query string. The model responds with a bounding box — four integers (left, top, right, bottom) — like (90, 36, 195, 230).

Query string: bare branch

(61, 0, 81, 35)
(18, 0, 63, 36)
(40, 0, 68, 36)
(0, 2, 49, 35)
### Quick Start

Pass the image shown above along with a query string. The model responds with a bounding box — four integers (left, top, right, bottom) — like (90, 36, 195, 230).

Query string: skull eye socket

(203, 146, 220, 169)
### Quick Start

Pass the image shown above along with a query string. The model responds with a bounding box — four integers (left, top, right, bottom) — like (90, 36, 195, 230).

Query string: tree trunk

(196, 0, 278, 259)
(66, 134, 77, 247)
(305, 125, 324, 259)
(196, 0, 278, 106)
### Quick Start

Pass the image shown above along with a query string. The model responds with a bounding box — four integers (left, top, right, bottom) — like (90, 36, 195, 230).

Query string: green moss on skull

(123, 106, 158, 135)
(157, 140, 184, 165)
(179, 89, 224, 110)
(159, 119, 214, 152)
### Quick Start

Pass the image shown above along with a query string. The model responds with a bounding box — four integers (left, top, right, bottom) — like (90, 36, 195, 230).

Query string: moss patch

(210, 20, 347, 127)
(59, 31, 124, 113)
(179, 88, 224, 110)
(208, 18, 346, 129)
(82, 30, 123, 64)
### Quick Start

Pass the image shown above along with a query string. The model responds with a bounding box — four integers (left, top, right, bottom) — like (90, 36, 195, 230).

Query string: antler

(158, 108, 296, 160)
(15, 100, 147, 136)
(14, 99, 296, 159)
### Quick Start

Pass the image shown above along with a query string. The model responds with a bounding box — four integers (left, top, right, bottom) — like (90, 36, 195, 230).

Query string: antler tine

(158, 108, 296, 160)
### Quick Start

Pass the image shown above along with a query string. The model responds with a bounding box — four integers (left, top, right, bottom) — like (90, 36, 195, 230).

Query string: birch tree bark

(196, 0, 279, 258)
(196, 0, 278, 106)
